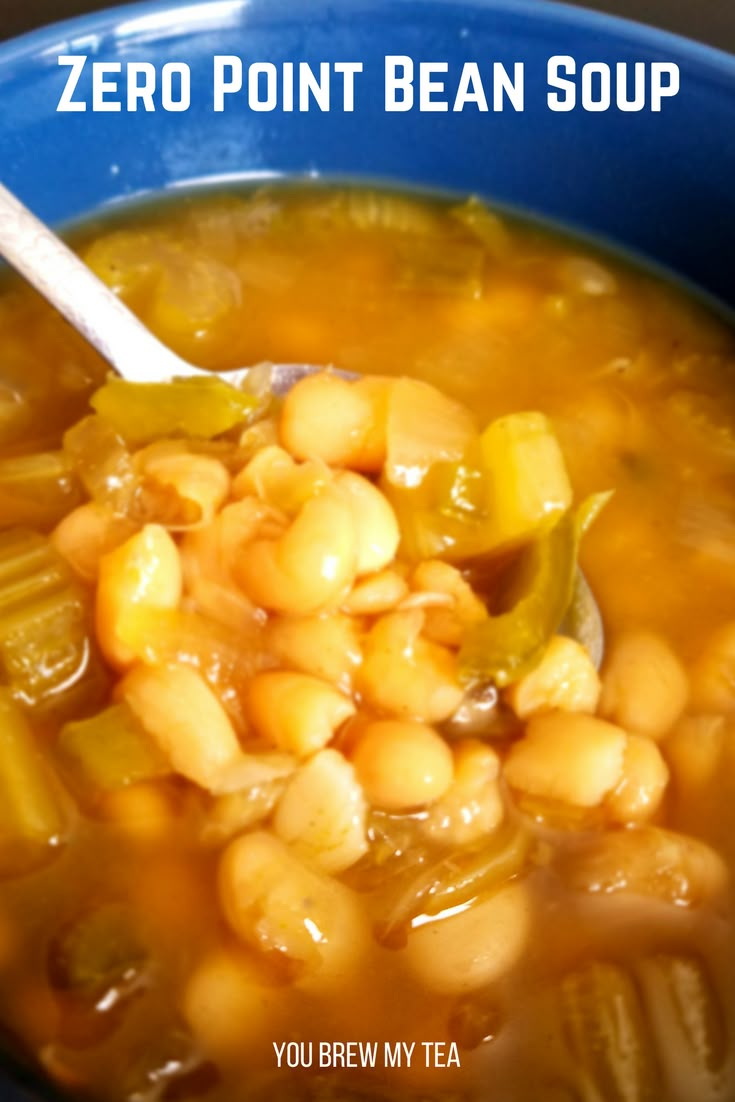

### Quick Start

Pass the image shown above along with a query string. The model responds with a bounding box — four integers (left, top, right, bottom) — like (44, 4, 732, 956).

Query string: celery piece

(58, 701, 170, 800)
(459, 510, 577, 687)
(0, 450, 81, 529)
(386, 409, 573, 565)
(480, 412, 572, 548)
(63, 414, 136, 513)
(0, 528, 107, 713)
(0, 689, 66, 878)
(560, 961, 661, 1101)
(90, 376, 263, 445)
(48, 902, 147, 997)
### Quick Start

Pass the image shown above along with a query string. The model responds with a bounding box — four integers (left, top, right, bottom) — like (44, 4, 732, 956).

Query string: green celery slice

(90, 376, 262, 444)
(58, 701, 170, 800)
(0, 529, 107, 714)
(459, 510, 577, 688)
(0, 690, 66, 877)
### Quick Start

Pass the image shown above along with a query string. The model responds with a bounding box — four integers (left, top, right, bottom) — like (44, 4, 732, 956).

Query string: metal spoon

(0, 180, 316, 395)
(0, 179, 604, 664)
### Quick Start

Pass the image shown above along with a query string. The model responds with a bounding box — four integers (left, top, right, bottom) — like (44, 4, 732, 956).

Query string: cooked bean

(600, 630, 688, 740)
(690, 622, 735, 714)
(52, 502, 135, 582)
(350, 719, 453, 811)
(273, 748, 368, 873)
(119, 664, 242, 791)
(408, 559, 487, 647)
(232, 444, 330, 512)
(505, 635, 601, 719)
(358, 609, 464, 723)
(341, 569, 408, 615)
(180, 497, 279, 628)
(119, 664, 293, 794)
(264, 613, 362, 693)
(557, 826, 728, 907)
(234, 485, 357, 615)
(334, 470, 400, 575)
(279, 372, 392, 472)
(403, 880, 531, 994)
(218, 831, 368, 990)
(96, 524, 182, 669)
(504, 712, 627, 808)
(138, 447, 230, 528)
(606, 734, 669, 824)
(245, 670, 355, 757)
(421, 739, 504, 845)
(183, 948, 282, 1064)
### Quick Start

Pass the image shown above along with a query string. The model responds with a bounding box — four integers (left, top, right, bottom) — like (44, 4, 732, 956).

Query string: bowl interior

(0, 2, 734, 1100)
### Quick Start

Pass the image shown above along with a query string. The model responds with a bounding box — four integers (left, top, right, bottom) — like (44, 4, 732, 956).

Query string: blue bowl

(1, 0, 735, 311)
(0, 1, 734, 1098)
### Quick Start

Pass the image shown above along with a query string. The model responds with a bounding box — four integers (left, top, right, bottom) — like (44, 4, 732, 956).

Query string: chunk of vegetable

(384, 376, 477, 490)
(560, 961, 661, 1102)
(385, 410, 573, 564)
(0, 451, 81, 529)
(480, 411, 572, 546)
(91, 376, 262, 445)
(57, 701, 170, 801)
(459, 511, 577, 687)
(0, 690, 66, 877)
(637, 954, 726, 1093)
(63, 415, 136, 514)
(0, 528, 106, 713)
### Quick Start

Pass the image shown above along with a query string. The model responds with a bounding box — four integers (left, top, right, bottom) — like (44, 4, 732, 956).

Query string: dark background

(0, 0, 734, 52)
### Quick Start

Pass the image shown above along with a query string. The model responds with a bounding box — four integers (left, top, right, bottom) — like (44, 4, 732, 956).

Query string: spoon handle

(0, 181, 200, 383)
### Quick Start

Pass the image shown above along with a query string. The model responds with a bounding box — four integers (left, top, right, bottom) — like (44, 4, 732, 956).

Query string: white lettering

(385, 55, 414, 111)
(57, 54, 87, 112)
(547, 54, 576, 111)
(160, 62, 190, 111)
(92, 62, 121, 112)
(213, 55, 242, 111)
(334, 61, 363, 111)
(453, 62, 487, 111)
(419, 62, 449, 111)
(248, 62, 278, 111)
(126, 62, 156, 112)
(615, 60, 646, 111)
(651, 61, 680, 111)
(299, 61, 330, 111)
(493, 61, 524, 111)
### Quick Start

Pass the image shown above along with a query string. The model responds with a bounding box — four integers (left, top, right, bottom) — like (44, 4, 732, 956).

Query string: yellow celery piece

(91, 376, 263, 446)
(0, 690, 66, 877)
(458, 492, 611, 688)
(0, 528, 106, 714)
(386, 408, 573, 563)
(57, 701, 170, 801)
(480, 411, 572, 548)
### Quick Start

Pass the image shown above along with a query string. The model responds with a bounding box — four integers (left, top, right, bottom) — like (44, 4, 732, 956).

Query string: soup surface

(1, 187, 735, 1102)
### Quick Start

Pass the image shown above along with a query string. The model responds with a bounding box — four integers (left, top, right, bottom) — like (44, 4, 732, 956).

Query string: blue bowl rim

(1, 0, 734, 77)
